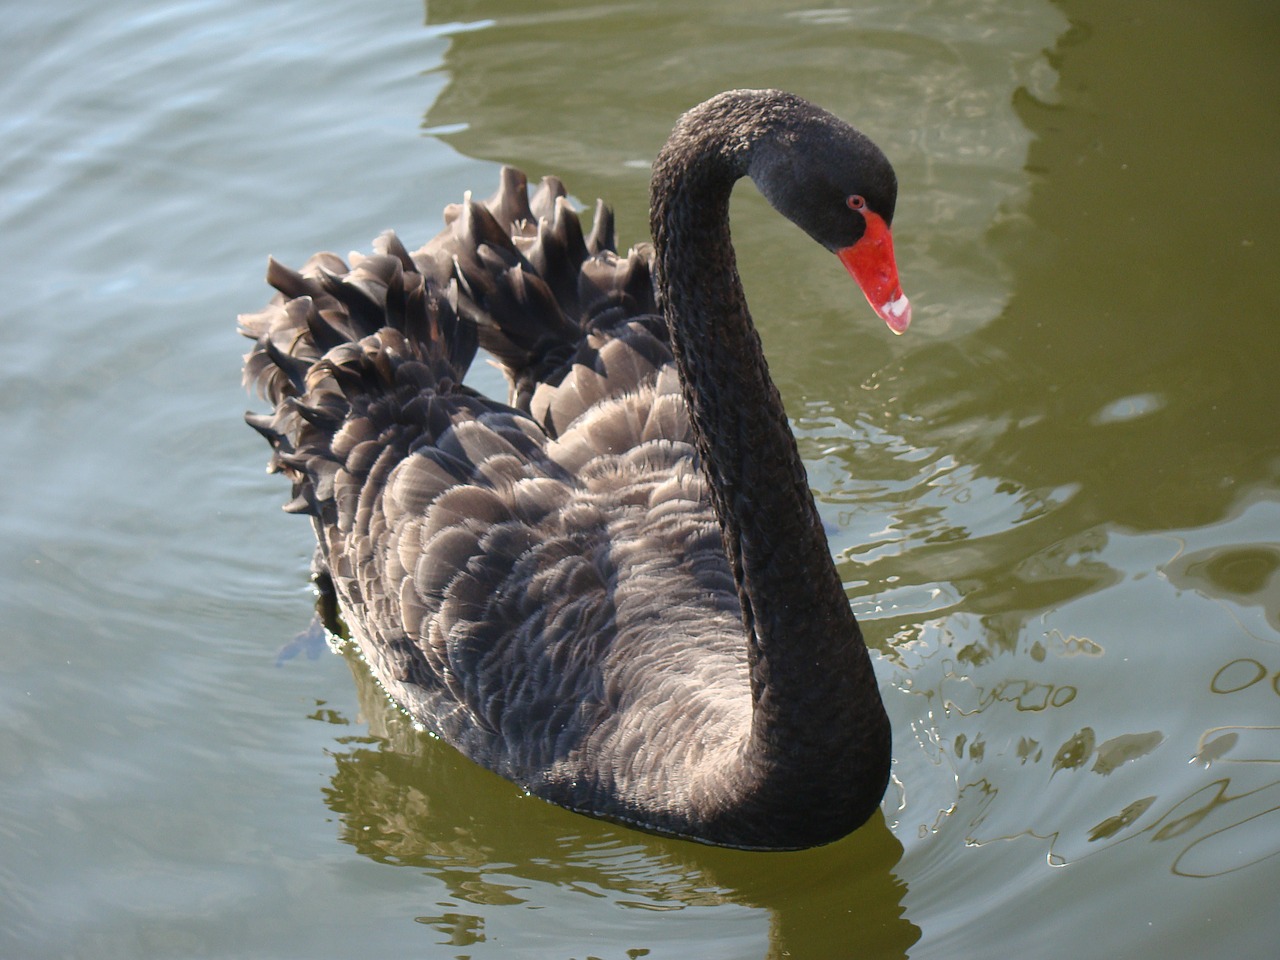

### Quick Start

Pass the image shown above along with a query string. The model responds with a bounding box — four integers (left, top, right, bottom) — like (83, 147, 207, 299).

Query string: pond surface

(3, 1, 1278, 958)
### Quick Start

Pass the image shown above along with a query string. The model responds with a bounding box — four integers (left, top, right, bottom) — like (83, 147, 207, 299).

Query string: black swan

(241, 89, 910, 850)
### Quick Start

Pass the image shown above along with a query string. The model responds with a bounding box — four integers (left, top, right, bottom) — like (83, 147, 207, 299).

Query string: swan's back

(241, 168, 753, 826)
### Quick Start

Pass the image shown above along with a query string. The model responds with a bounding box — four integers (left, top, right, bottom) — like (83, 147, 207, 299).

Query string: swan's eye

(846, 195, 866, 212)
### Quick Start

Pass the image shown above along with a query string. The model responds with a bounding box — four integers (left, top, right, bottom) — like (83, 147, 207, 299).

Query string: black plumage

(242, 90, 899, 850)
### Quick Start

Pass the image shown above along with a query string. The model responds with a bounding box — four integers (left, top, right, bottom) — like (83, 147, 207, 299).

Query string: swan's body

(242, 90, 908, 850)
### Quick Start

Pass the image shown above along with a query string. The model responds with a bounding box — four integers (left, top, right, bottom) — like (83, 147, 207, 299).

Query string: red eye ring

(846, 194, 866, 211)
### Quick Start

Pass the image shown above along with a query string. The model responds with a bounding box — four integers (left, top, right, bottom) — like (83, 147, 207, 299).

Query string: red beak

(836, 210, 911, 335)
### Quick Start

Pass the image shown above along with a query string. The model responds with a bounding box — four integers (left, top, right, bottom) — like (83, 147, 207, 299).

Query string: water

(2, 0, 1277, 957)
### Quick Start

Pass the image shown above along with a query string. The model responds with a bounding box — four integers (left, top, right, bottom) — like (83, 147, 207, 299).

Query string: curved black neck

(649, 92, 889, 835)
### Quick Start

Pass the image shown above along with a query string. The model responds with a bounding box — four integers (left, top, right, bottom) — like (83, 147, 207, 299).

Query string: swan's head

(746, 95, 912, 334)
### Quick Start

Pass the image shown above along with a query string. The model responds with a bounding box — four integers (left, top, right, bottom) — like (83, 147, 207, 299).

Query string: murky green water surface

(2, 1, 1277, 957)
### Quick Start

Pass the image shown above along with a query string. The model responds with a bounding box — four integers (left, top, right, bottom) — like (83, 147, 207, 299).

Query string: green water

(1, 0, 1277, 957)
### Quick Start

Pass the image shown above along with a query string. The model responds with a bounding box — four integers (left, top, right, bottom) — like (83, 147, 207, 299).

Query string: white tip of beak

(879, 293, 912, 335)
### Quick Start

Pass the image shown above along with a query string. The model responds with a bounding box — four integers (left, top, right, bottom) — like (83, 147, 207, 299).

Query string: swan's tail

(239, 167, 663, 526)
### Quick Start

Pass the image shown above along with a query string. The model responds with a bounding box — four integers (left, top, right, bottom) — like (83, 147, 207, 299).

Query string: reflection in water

(884, 525, 1280, 882)
(322, 646, 921, 958)
(1166, 543, 1280, 638)
(821, 9, 1280, 940)
(882, 500, 1280, 867)
(896, 0, 1280, 536)
(1142, 779, 1280, 879)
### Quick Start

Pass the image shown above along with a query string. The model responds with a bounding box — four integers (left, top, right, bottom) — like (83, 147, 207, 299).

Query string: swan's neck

(650, 96, 890, 840)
